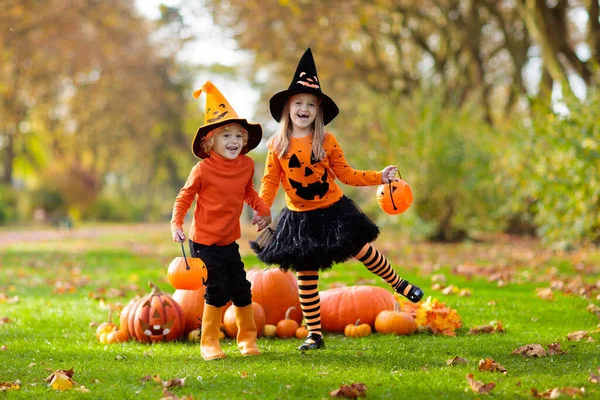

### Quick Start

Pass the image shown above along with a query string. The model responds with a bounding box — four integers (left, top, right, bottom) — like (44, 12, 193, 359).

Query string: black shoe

(395, 280, 424, 303)
(298, 333, 325, 351)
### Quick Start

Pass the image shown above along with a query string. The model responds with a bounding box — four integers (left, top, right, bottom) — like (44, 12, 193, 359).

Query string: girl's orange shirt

(171, 152, 270, 246)
(260, 132, 383, 211)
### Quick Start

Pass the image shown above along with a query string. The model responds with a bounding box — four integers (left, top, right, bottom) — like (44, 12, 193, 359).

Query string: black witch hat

(269, 48, 339, 125)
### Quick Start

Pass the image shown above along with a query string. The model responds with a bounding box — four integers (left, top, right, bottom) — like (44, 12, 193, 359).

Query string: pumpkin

(96, 309, 118, 342)
(119, 298, 138, 337)
(263, 324, 277, 337)
(167, 243, 208, 290)
(376, 178, 413, 215)
(222, 302, 266, 338)
(128, 282, 185, 343)
(344, 319, 372, 338)
(276, 307, 299, 338)
(246, 268, 302, 325)
(106, 329, 129, 344)
(295, 325, 309, 339)
(320, 286, 395, 333)
(374, 302, 417, 335)
(172, 287, 206, 335)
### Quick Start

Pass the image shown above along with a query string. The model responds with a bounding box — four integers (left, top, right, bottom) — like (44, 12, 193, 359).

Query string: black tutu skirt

(250, 196, 380, 271)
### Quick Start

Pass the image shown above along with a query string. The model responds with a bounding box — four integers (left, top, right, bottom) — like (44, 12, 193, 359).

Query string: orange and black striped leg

(354, 243, 424, 303)
(296, 270, 325, 351)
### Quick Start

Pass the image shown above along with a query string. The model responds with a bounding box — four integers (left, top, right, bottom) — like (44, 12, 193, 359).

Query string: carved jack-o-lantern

(286, 153, 329, 200)
(377, 178, 413, 215)
(128, 282, 185, 343)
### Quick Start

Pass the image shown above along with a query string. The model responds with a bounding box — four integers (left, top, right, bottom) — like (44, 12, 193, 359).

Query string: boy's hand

(381, 165, 398, 184)
(172, 229, 186, 242)
(252, 213, 272, 232)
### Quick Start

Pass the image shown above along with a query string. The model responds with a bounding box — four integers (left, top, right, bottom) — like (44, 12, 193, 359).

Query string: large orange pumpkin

(246, 268, 302, 325)
(167, 242, 208, 290)
(172, 287, 206, 335)
(222, 302, 266, 338)
(320, 286, 396, 333)
(128, 282, 185, 343)
(376, 178, 413, 215)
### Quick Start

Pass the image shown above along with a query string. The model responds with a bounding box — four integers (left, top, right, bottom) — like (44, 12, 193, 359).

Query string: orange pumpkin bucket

(167, 242, 208, 290)
(376, 175, 413, 215)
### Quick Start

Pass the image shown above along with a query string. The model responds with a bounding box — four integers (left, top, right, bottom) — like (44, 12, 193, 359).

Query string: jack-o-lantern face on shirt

(286, 152, 329, 200)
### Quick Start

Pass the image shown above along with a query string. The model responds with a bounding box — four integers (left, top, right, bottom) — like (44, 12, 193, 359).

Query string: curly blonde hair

(201, 123, 249, 155)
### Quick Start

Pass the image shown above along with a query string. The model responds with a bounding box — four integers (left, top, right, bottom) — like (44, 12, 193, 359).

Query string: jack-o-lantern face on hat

(286, 152, 329, 200)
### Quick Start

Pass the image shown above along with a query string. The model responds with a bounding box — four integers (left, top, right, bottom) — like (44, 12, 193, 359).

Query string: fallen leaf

(531, 387, 585, 398)
(478, 358, 507, 374)
(588, 336, 595, 343)
(567, 331, 588, 341)
(512, 344, 547, 357)
(446, 356, 468, 366)
(0, 381, 21, 392)
(536, 288, 554, 300)
(330, 382, 367, 398)
(469, 324, 495, 335)
(547, 343, 566, 356)
(0, 345, 6, 351)
(240, 371, 248, 378)
(162, 378, 186, 389)
(0, 317, 10, 325)
(48, 372, 74, 391)
(74, 386, 90, 393)
(465, 373, 495, 394)
(589, 368, 600, 384)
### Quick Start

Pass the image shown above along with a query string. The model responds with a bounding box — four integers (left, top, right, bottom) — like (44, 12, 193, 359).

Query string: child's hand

(381, 165, 398, 184)
(172, 229, 186, 242)
(252, 213, 272, 232)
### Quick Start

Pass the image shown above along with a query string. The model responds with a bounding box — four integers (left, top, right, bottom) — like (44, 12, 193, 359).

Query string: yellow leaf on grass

(50, 372, 74, 391)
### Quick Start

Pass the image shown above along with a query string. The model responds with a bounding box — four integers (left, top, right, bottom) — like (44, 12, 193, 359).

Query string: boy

(171, 81, 270, 360)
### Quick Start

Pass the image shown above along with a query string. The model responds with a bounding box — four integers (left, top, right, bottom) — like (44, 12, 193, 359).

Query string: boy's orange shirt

(260, 132, 383, 211)
(171, 152, 270, 246)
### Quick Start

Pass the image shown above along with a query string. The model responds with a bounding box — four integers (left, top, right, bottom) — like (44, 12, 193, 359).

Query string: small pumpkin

(374, 302, 417, 335)
(167, 242, 208, 290)
(222, 302, 266, 338)
(106, 329, 129, 344)
(263, 324, 277, 337)
(246, 269, 302, 325)
(344, 319, 372, 338)
(172, 287, 206, 335)
(295, 325, 309, 339)
(376, 178, 413, 215)
(96, 309, 118, 343)
(128, 282, 185, 343)
(276, 306, 299, 338)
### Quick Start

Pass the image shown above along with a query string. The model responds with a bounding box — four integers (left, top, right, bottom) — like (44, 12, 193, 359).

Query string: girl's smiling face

(212, 124, 245, 160)
(289, 93, 319, 132)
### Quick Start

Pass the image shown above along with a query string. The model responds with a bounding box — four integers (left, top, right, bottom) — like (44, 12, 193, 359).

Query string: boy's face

(213, 124, 244, 160)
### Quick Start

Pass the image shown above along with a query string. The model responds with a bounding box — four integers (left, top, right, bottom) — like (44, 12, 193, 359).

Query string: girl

(251, 48, 423, 351)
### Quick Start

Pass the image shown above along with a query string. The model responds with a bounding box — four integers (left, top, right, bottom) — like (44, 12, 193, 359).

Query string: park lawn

(0, 224, 599, 399)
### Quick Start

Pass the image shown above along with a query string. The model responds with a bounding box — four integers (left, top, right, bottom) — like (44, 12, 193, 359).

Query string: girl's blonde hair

(200, 123, 249, 154)
(268, 96, 326, 160)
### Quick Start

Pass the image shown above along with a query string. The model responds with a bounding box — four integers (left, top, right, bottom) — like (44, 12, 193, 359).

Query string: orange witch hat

(191, 81, 262, 159)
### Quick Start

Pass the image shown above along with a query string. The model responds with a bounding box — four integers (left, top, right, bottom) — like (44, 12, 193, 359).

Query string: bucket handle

(180, 241, 191, 271)
(388, 171, 402, 212)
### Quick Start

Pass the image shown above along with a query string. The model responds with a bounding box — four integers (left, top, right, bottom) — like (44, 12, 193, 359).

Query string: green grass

(1, 224, 599, 399)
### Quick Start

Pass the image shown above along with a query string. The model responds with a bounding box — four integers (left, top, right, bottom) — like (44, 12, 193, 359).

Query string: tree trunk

(2, 134, 14, 185)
